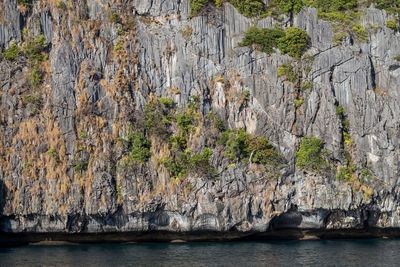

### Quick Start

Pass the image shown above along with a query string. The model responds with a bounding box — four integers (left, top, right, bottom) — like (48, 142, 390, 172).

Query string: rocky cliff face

(0, 0, 400, 240)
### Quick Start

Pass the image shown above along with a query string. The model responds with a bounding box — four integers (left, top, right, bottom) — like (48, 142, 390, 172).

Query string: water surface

(0, 239, 398, 266)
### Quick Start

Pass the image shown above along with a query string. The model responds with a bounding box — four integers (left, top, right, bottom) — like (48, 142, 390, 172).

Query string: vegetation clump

(30, 65, 42, 88)
(144, 97, 175, 137)
(239, 27, 285, 54)
(2, 42, 20, 61)
(296, 136, 327, 172)
(277, 27, 310, 58)
(218, 129, 283, 167)
(374, 0, 400, 14)
(278, 63, 298, 82)
(226, 0, 267, 17)
(126, 132, 151, 164)
(386, 19, 399, 31)
(190, 0, 211, 16)
(240, 27, 309, 58)
(352, 24, 368, 42)
(336, 164, 356, 181)
(267, 0, 306, 16)
(17, 0, 34, 7)
(190, 0, 268, 17)
(294, 98, 304, 108)
(23, 34, 48, 63)
(164, 148, 214, 179)
(336, 105, 351, 146)
(2, 35, 48, 88)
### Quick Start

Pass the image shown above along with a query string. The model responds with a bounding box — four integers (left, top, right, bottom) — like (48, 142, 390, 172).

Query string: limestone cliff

(0, 0, 400, 241)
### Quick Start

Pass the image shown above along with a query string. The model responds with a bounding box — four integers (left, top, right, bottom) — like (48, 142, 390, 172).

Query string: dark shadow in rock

(0, 179, 11, 233)
(270, 212, 303, 230)
(0, 180, 4, 215)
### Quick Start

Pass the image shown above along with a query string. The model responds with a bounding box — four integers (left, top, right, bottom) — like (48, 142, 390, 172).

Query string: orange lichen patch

(361, 184, 374, 200)
(76, 91, 89, 112)
(139, 16, 162, 25)
(373, 87, 388, 97)
(12, 119, 39, 147)
(169, 87, 181, 95)
(112, 122, 121, 138)
(40, 60, 52, 77)
(59, 204, 69, 215)
(188, 118, 204, 149)
(17, 4, 29, 14)
(227, 69, 243, 84)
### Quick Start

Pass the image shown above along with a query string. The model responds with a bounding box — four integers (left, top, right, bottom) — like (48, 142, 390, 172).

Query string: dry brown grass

(373, 86, 388, 97)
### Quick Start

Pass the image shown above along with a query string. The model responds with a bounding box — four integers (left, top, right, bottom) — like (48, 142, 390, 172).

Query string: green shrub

(301, 80, 313, 90)
(17, 0, 33, 6)
(144, 99, 174, 136)
(336, 105, 352, 147)
(218, 129, 283, 166)
(239, 89, 250, 104)
(207, 112, 225, 132)
(394, 55, 400, 61)
(169, 134, 188, 151)
(218, 129, 250, 161)
(47, 147, 60, 163)
(277, 64, 298, 83)
(114, 39, 124, 52)
(127, 132, 151, 163)
(163, 154, 187, 179)
(3, 42, 20, 61)
(30, 66, 42, 88)
(239, 27, 285, 54)
(374, 0, 400, 14)
(176, 111, 195, 133)
(23, 34, 47, 63)
(386, 19, 399, 31)
(317, 11, 354, 25)
(163, 148, 214, 178)
(268, 0, 305, 15)
(188, 147, 214, 175)
(74, 160, 89, 172)
(23, 94, 42, 107)
(304, 0, 358, 13)
(336, 164, 356, 181)
(248, 136, 283, 166)
(79, 130, 88, 139)
(352, 24, 368, 42)
(240, 27, 309, 58)
(294, 98, 304, 108)
(215, 0, 223, 7)
(296, 136, 326, 172)
(190, 0, 210, 16)
(56, 0, 67, 10)
(159, 97, 176, 108)
(333, 31, 349, 45)
(336, 105, 345, 119)
(360, 168, 372, 181)
(109, 12, 121, 24)
(47, 147, 57, 158)
(277, 27, 310, 59)
(227, 0, 267, 17)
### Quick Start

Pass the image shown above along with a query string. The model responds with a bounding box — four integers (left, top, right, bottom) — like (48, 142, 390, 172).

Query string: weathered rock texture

(0, 0, 400, 240)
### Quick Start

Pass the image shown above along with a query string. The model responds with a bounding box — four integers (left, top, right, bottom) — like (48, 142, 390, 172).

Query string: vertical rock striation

(0, 0, 399, 239)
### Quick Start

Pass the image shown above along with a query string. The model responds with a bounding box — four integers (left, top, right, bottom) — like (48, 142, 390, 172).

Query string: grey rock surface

(0, 0, 399, 239)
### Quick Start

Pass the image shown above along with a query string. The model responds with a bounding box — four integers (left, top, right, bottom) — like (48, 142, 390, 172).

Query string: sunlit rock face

(0, 0, 399, 237)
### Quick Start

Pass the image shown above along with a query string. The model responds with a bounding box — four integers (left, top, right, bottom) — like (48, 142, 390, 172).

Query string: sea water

(0, 239, 398, 266)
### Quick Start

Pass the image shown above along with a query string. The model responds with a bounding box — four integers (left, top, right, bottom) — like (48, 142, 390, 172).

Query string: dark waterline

(1, 239, 399, 266)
